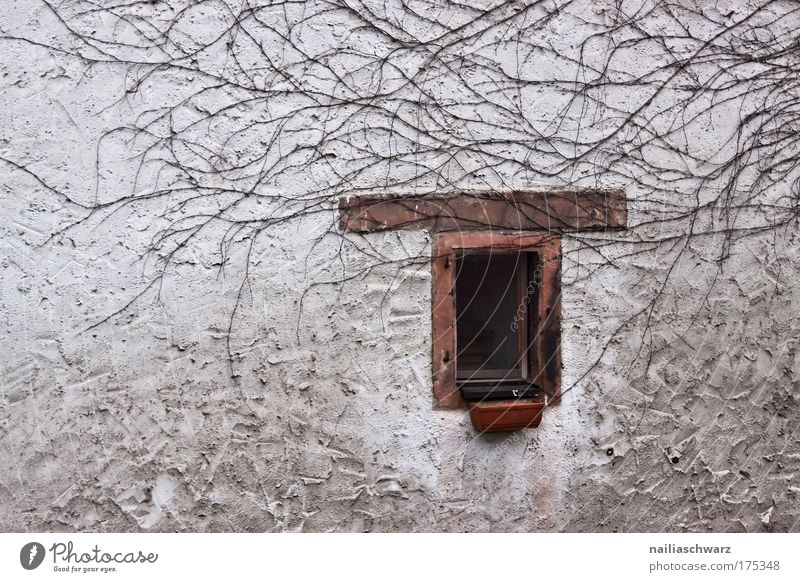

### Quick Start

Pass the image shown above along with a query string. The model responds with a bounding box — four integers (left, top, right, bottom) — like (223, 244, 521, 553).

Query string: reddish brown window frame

(432, 231, 562, 410)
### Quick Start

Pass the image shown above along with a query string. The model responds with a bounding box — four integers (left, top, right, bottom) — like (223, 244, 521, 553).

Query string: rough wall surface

(1, 0, 799, 532)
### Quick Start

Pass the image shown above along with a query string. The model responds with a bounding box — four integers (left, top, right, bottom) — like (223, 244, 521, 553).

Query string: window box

(467, 399, 546, 431)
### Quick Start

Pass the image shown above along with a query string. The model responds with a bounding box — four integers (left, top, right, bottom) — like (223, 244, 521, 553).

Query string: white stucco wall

(1, 0, 799, 531)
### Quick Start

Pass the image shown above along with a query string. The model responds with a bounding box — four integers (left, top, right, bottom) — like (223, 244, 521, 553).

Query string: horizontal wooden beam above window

(338, 189, 627, 233)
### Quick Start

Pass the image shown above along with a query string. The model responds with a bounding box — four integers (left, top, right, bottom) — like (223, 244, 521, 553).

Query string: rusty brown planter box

(467, 399, 545, 432)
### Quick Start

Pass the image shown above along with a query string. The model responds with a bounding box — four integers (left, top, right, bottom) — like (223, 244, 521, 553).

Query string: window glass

(455, 253, 524, 379)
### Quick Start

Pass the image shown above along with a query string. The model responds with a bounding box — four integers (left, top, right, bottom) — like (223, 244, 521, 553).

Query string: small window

(431, 232, 562, 416)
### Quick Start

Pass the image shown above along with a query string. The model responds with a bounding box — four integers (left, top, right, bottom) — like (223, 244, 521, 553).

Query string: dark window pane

(455, 253, 523, 379)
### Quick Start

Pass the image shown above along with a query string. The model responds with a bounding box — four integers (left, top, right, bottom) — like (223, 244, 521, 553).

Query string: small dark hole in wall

(606, 447, 614, 457)
(671, 456, 680, 464)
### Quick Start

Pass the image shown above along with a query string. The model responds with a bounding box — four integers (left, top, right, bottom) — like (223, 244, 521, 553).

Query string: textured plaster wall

(1, 0, 799, 532)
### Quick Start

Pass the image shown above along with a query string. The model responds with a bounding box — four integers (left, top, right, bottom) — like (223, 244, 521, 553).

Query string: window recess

(455, 250, 534, 385)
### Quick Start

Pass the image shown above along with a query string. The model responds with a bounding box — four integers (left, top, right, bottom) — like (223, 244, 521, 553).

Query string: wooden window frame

(432, 231, 562, 410)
